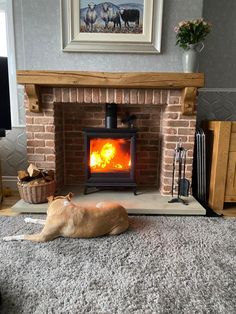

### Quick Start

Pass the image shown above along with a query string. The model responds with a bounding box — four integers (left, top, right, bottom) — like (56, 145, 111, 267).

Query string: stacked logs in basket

(17, 164, 55, 204)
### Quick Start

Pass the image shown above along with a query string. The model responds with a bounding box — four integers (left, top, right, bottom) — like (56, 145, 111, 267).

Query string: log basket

(17, 180, 55, 204)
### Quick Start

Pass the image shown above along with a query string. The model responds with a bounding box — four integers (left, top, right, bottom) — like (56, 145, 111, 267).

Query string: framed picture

(61, 0, 163, 53)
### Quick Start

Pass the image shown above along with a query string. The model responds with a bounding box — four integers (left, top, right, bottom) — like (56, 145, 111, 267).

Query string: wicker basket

(17, 180, 55, 204)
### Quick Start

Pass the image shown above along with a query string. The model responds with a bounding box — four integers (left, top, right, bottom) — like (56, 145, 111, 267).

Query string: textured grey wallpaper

(200, 0, 236, 88)
(0, 127, 27, 176)
(17, 85, 25, 125)
(197, 91, 236, 125)
(13, 0, 203, 71)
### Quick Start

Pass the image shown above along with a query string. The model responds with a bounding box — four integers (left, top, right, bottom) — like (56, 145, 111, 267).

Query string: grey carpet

(0, 215, 235, 314)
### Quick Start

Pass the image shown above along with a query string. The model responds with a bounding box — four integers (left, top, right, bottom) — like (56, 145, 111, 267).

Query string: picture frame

(61, 0, 163, 53)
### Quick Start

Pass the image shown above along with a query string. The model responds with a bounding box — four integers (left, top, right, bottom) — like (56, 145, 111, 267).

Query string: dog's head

(47, 192, 73, 204)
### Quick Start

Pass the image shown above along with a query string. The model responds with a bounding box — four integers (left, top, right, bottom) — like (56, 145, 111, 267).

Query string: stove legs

(83, 186, 137, 195)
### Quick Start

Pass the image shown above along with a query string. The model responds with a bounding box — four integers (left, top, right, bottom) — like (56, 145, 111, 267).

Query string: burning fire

(90, 138, 131, 172)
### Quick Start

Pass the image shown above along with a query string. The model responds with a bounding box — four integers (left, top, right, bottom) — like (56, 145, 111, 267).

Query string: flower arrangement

(174, 19, 212, 50)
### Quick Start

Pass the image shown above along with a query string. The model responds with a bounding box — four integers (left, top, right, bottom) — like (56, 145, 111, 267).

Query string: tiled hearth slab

(12, 188, 206, 215)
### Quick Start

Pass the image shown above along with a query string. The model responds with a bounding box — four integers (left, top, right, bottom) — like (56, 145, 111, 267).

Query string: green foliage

(174, 19, 212, 50)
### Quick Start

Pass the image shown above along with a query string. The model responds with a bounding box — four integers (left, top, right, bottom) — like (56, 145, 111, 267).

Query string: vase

(182, 43, 204, 73)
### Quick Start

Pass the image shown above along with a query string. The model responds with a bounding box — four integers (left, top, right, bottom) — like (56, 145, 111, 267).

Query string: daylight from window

(0, 11, 7, 56)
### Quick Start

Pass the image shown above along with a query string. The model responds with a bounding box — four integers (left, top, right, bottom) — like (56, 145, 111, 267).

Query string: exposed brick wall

(119, 104, 162, 188)
(24, 87, 196, 195)
(25, 87, 56, 171)
(159, 90, 196, 195)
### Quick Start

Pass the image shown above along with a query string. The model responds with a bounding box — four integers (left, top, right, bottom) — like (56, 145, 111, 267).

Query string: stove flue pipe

(105, 103, 117, 129)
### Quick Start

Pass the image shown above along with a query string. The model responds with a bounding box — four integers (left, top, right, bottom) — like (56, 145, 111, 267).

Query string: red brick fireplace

(18, 71, 204, 195)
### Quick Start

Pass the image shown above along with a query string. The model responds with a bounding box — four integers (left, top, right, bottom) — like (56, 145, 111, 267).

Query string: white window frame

(0, 0, 21, 127)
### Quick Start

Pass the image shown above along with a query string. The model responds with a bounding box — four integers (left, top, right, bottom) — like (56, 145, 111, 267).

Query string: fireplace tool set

(168, 140, 190, 205)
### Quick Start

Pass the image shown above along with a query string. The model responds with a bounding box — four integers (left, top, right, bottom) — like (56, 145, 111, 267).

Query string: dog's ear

(66, 192, 73, 201)
(47, 195, 54, 203)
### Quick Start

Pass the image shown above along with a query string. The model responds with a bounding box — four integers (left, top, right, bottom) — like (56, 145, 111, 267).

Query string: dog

(3, 193, 129, 242)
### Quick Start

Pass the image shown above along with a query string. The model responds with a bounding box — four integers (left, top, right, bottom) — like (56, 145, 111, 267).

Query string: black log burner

(83, 103, 137, 194)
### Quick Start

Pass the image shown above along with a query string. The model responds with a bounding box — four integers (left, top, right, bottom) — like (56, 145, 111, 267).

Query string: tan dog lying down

(3, 193, 129, 242)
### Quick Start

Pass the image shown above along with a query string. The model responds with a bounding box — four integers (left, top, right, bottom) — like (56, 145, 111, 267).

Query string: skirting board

(2, 176, 18, 191)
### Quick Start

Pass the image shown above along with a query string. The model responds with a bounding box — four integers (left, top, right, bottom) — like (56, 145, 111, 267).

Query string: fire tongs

(168, 140, 189, 205)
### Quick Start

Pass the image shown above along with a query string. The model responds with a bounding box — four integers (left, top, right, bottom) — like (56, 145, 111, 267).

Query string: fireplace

(84, 127, 137, 194)
(17, 71, 204, 196)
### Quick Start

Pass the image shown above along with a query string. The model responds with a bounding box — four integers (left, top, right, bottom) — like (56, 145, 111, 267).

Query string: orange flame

(90, 138, 131, 173)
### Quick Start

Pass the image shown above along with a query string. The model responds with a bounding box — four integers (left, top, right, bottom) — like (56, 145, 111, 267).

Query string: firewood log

(27, 164, 41, 177)
(41, 170, 54, 181)
(17, 170, 30, 181)
(47, 170, 54, 179)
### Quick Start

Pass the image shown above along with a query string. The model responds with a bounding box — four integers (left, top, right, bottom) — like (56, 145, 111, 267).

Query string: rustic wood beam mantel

(17, 70, 204, 115)
(24, 84, 40, 112)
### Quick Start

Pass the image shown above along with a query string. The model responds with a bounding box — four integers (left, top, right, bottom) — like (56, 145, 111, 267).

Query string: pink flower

(174, 26, 179, 33)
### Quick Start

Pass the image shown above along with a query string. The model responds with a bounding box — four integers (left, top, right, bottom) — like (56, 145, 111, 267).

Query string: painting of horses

(80, 0, 144, 34)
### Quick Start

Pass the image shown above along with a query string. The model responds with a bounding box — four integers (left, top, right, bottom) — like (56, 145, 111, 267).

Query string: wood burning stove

(83, 127, 137, 194)
(83, 103, 137, 194)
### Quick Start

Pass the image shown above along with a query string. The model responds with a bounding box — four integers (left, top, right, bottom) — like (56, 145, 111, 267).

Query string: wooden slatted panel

(208, 121, 231, 211)
(225, 152, 236, 199)
(229, 133, 236, 151)
(230, 122, 236, 133)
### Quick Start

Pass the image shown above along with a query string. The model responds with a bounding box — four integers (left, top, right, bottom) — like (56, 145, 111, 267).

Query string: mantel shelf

(17, 70, 205, 114)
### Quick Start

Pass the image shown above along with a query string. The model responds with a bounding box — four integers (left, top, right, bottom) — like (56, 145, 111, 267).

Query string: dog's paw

(3, 236, 13, 241)
(24, 217, 33, 223)
(3, 235, 24, 241)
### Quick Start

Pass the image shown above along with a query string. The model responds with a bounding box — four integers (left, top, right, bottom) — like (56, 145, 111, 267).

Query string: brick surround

(25, 87, 196, 195)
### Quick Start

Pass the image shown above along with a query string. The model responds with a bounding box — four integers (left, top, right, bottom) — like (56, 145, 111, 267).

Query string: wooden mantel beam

(17, 70, 204, 89)
(17, 70, 204, 115)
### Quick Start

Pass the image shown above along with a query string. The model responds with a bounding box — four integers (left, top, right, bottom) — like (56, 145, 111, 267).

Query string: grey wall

(197, 0, 236, 128)
(200, 0, 236, 88)
(13, 0, 203, 71)
(2, 0, 215, 180)
(197, 91, 236, 125)
(0, 128, 27, 176)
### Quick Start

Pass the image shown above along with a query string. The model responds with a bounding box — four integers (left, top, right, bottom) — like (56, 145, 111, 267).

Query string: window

(0, 0, 23, 127)
(0, 11, 7, 57)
